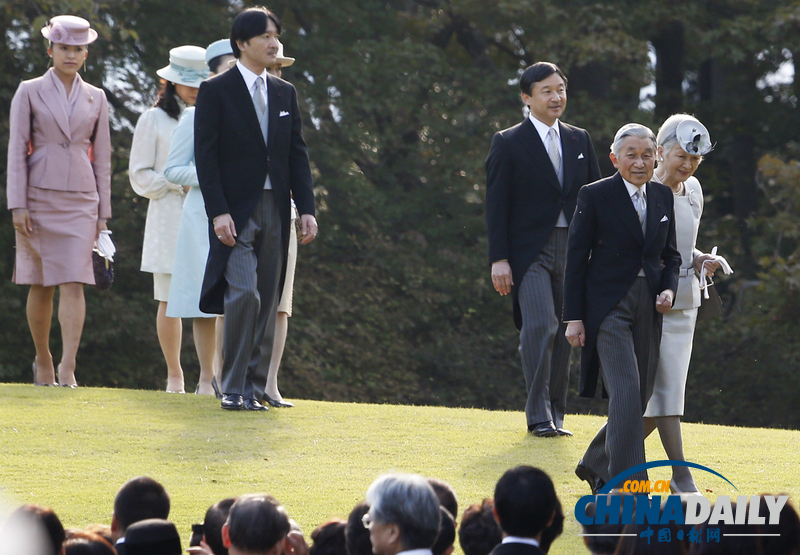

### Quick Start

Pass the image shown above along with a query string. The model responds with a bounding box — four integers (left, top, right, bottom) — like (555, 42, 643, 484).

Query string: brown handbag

(697, 277, 723, 319)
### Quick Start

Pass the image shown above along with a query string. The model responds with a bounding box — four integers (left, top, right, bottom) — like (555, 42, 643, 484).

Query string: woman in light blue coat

(164, 40, 236, 395)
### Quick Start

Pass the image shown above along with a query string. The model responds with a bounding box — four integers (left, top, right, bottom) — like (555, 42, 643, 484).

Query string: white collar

(623, 177, 646, 198)
(528, 114, 560, 145)
(236, 60, 268, 92)
(397, 549, 433, 555)
(502, 537, 540, 548)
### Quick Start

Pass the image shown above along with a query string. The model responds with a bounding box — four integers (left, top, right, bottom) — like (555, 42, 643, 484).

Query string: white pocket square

(660, 215, 669, 222)
(577, 153, 585, 159)
(279, 111, 290, 117)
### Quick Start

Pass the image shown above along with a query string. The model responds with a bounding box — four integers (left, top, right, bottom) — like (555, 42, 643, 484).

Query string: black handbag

(697, 278, 722, 319)
(92, 249, 114, 290)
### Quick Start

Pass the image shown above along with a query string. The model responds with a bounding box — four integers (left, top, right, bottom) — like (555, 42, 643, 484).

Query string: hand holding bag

(697, 246, 732, 320)
(92, 230, 115, 290)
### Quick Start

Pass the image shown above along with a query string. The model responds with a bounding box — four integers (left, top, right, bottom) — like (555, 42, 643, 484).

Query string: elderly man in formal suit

(485, 62, 602, 437)
(195, 7, 317, 411)
(363, 473, 441, 555)
(563, 123, 681, 491)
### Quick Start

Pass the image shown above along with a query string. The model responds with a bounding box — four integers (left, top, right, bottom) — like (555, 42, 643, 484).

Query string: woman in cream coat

(644, 114, 722, 494)
(7, 15, 111, 388)
(130, 45, 208, 393)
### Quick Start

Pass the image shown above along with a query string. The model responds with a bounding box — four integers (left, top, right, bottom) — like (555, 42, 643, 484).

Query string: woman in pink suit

(6, 15, 111, 387)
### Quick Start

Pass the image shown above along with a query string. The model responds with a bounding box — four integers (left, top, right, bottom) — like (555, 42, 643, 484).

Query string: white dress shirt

(397, 549, 434, 555)
(502, 536, 541, 548)
(529, 114, 568, 227)
(237, 60, 268, 109)
(236, 60, 272, 190)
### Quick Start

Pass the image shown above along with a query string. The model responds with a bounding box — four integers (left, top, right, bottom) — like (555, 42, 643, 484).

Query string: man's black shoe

(244, 398, 269, 411)
(575, 461, 606, 494)
(528, 421, 559, 437)
(221, 394, 244, 410)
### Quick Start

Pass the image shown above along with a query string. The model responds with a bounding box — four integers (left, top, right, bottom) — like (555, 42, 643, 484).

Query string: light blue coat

(164, 107, 218, 317)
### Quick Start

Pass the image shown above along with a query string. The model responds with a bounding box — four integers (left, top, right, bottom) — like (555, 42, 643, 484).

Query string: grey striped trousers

(581, 276, 661, 483)
(220, 190, 283, 401)
(517, 227, 571, 429)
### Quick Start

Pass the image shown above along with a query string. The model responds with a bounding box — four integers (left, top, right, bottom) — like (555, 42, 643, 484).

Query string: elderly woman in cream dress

(164, 40, 235, 396)
(643, 114, 723, 494)
(130, 45, 208, 393)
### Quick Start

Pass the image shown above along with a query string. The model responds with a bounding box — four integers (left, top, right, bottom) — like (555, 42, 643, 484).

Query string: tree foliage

(1, 0, 799, 427)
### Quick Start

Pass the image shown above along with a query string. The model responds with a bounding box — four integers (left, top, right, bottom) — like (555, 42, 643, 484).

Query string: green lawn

(0, 384, 797, 555)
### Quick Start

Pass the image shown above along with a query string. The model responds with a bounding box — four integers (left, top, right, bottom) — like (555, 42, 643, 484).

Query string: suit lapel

(643, 181, 663, 250)
(517, 118, 561, 194)
(266, 74, 282, 152)
(226, 68, 267, 151)
(605, 173, 644, 244)
(559, 121, 577, 195)
(38, 71, 71, 140)
(69, 75, 92, 132)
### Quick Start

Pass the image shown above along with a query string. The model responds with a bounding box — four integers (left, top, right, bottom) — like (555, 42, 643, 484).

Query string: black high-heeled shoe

(32, 361, 58, 387)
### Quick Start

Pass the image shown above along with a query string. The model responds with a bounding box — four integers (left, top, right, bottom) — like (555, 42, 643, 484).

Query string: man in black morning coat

(564, 123, 681, 490)
(195, 8, 317, 411)
(485, 62, 601, 437)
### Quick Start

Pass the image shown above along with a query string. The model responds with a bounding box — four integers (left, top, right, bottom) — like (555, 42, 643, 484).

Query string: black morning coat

(195, 67, 315, 314)
(562, 172, 681, 397)
(485, 117, 602, 329)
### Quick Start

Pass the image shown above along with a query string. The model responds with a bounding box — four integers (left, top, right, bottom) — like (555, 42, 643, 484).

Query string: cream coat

(645, 175, 704, 417)
(129, 106, 185, 274)
(671, 176, 703, 310)
(7, 69, 111, 219)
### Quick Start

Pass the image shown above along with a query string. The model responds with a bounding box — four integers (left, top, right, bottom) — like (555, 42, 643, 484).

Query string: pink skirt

(13, 186, 98, 286)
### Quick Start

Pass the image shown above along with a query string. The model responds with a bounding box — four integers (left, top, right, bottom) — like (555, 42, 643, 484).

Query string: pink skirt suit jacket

(6, 68, 111, 286)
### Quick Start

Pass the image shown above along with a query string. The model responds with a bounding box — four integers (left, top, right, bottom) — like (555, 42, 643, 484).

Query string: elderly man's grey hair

(656, 114, 704, 156)
(365, 473, 441, 551)
(610, 123, 657, 156)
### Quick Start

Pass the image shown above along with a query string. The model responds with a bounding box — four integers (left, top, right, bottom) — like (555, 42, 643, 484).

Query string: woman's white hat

(156, 45, 209, 88)
(41, 15, 98, 45)
(276, 40, 295, 67)
(676, 119, 714, 156)
(205, 39, 233, 65)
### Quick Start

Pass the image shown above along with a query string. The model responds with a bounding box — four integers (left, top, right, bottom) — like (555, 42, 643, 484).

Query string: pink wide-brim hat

(41, 15, 98, 46)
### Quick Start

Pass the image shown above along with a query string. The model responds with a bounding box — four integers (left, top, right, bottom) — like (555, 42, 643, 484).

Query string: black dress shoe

(556, 427, 573, 436)
(528, 421, 559, 437)
(221, 394, 244, 410)
(264, 394, 294, 408)
(575, 461, 606, 494)
(244, 398, 269, 411)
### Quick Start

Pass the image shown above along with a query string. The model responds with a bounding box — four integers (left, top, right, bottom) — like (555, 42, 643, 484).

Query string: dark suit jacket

(195, 67, 315, 314)
(563, 172, 681, 397)
(489, 541, 545, 555)
(485, 118, 601, 329)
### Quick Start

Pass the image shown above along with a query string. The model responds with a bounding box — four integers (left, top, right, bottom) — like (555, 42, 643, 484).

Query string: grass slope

(0, 384, 797, 555)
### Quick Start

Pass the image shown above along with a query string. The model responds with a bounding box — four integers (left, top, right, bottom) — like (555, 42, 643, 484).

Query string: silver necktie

(253, 77, 266, 114)
(253, 77, 268, 143)
(548, 127, 562, 186)
(635, 188, 646, 232)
